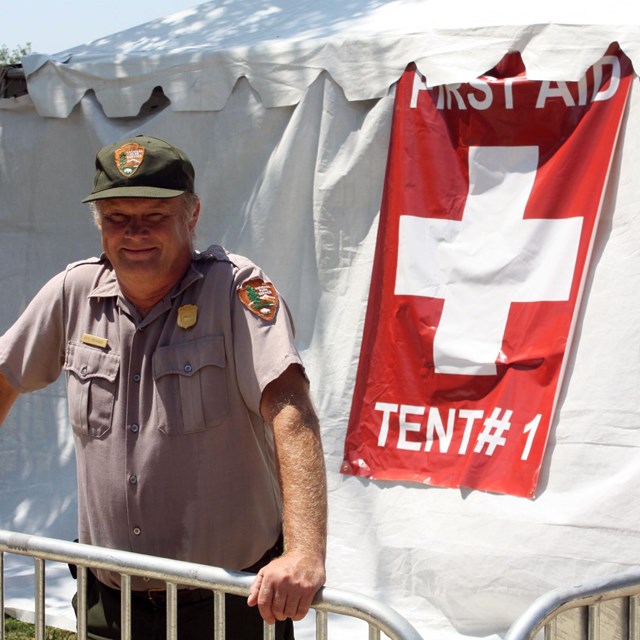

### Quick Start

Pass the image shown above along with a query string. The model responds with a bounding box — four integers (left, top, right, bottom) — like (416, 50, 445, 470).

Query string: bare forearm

(0, 372, 19, 426)
(249, 364, 327, 622)
(273, 403, 327, 560)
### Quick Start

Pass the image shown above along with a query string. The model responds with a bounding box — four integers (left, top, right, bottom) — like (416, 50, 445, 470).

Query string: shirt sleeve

(0, 271, 67, 392)
(231, 261, 304, 416)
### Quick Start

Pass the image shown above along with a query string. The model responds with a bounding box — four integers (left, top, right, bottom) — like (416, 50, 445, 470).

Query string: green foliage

(246, 285, 274, 310)
(0, 43, 32, 65)
(3, 615, 77, 639)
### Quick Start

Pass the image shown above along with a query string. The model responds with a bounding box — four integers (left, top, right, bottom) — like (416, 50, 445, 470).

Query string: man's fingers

(272, 590, 290, 621)
(267, 582, 314, 622)
(247, 572, 263, 608)
(251, 573, 277, 624)
(253, 576, 300, 623)
(289, 590, 314, 621)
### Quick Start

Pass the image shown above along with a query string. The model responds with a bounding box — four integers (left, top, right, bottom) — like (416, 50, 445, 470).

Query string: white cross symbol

(395, 145, 583, 376)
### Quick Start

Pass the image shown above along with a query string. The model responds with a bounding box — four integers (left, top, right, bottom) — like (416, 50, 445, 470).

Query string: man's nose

(124, 217, 149, 235)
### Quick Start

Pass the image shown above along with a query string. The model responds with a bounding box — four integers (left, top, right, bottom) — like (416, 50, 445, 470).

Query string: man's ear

(189, 197, 201, 231)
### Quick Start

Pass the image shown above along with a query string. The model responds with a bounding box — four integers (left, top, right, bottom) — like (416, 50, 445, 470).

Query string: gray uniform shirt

(0, 245, 303, 589)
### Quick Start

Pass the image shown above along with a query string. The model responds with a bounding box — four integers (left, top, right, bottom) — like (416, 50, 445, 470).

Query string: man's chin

(115, 258, 160, 275)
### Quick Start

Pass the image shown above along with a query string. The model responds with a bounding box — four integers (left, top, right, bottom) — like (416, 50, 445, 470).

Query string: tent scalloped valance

(19, 23, 640, 119)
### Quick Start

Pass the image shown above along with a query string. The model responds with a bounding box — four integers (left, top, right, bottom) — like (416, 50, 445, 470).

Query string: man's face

(97, 196, 199, 294)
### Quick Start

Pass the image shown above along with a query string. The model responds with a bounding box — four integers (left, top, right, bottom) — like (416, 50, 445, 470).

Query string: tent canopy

(22, 0, 640, 117)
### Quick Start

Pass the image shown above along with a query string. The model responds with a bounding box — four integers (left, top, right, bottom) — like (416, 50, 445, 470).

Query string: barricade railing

(505, 569, 640, 640)
(0, 529, 423, 640)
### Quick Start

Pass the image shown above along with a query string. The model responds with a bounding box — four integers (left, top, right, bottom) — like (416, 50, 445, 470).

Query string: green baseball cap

(82, 135, 195, 202)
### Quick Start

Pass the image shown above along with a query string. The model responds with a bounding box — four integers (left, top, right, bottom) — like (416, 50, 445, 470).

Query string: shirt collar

(87, 247, 226, 300)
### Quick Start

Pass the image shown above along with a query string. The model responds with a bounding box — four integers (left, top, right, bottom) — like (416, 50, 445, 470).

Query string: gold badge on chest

(177, 304, 198, 330)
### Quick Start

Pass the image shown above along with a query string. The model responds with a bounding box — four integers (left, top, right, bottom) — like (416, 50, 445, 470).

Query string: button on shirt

(0, 245, 303, 590)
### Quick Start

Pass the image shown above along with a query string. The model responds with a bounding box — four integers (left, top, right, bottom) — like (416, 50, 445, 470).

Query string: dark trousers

(72, 543, 294, 640)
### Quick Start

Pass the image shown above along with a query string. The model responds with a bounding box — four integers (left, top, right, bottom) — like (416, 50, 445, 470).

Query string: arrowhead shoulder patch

(238, 277, 279, 321)
(114, 142, 145, 177)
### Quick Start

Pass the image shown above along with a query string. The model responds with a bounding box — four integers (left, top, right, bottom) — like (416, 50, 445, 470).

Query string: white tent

(2, 1, 640, 637)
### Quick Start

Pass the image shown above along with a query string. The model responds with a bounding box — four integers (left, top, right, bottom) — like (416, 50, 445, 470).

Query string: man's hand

(247, 549, 325, 623)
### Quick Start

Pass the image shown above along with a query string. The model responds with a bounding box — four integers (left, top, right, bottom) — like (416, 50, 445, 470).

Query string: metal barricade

(505, 570, 640, 640)
(0, 529, 423, 640)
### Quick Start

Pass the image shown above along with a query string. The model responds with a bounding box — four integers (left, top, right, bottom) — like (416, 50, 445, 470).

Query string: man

(0, 135, 327, 639)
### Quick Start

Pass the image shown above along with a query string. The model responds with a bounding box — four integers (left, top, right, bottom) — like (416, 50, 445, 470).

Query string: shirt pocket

(152, 336, 229, 435)
(64, 342, 120, 438)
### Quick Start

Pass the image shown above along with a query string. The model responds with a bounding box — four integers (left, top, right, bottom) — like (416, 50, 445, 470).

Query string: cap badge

(238, 278, 279, 321)
(114, 142, 145, 178)
(177, 304, 198, 330)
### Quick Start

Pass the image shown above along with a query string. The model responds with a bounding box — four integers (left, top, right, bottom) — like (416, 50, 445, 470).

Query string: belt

(95, 535, 283, 609)
(132, 587, 213, 608)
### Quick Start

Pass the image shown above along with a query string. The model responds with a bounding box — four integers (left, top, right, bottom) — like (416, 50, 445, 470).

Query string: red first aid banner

(342, 45, 633, 498)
